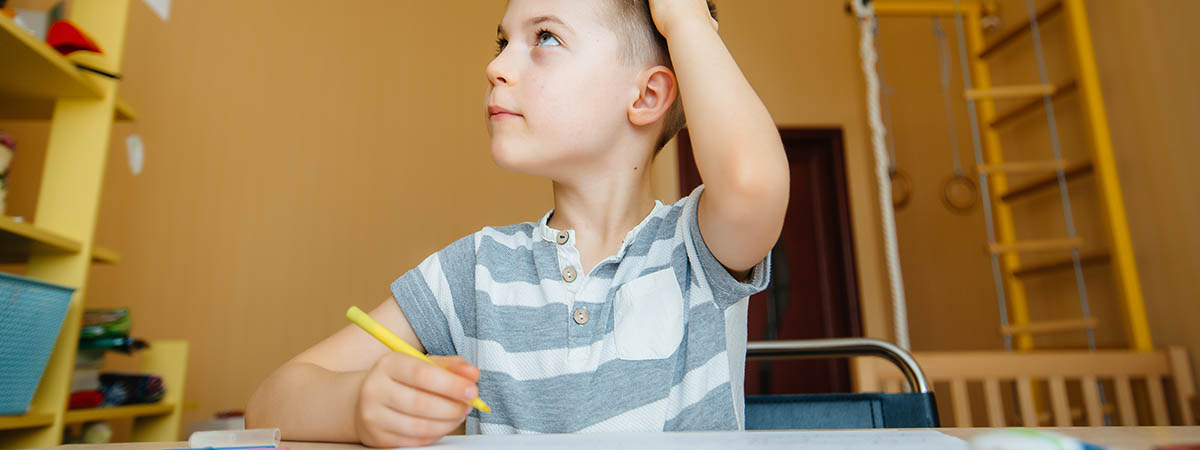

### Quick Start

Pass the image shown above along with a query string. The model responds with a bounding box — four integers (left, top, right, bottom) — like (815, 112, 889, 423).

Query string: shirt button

(562, 266, 577, 283)
(573, 307, 589, 325)
(555, 231, 569, 245)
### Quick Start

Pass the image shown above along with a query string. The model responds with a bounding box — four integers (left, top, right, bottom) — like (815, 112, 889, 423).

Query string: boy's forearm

(666, 23, 788, 200)
(245, 362, 365, 442)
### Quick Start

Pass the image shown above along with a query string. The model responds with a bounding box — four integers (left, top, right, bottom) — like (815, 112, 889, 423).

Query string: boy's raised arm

(651, 0, 790, 278)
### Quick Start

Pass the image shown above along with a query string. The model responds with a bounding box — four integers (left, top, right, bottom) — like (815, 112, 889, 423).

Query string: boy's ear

(628, 66, 677, 127)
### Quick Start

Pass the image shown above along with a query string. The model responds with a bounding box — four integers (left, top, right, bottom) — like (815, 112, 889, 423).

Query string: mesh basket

(0, 271, 75, 415)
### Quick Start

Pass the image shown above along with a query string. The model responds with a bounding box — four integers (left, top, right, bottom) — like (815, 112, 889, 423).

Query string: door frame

(676, 127, 863, 374)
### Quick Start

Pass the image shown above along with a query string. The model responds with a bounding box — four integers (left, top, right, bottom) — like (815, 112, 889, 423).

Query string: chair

(743, 338, 939, 430)
(854, 347, 1197, 427)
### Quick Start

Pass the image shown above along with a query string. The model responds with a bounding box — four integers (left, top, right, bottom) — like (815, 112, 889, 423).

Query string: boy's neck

(547, 163, 656, 269)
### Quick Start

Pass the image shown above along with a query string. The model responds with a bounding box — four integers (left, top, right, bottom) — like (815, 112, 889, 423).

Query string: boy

(246, 0, 789, 446)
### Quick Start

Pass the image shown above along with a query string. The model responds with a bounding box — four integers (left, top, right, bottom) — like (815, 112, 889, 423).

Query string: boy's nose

(486, 59, 513, 86)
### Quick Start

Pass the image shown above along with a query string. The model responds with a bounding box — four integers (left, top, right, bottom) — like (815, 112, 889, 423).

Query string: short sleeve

(389, 234, 477, 356)
(679, 185, 771, 310)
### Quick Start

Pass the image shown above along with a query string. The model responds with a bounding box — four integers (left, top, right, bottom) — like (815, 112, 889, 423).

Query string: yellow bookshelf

(0, 2, 187, 447)
(63, 403, 175, 425)
(0, 12, 100, 99)
(0, 215, 82, 257)
(0, 13, 134, 121)
(0, 413, 54, 432)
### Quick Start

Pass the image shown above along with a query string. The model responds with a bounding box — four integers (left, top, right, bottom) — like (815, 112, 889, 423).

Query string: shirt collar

(536, 200, 667, 249)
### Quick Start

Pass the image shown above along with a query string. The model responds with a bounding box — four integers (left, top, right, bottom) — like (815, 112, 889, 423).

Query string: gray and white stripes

(390, 185, 770, 433)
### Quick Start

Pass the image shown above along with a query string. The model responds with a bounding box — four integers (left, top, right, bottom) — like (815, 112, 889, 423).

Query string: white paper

(141, 0, 170, 21)
(420, 430, 969, 450)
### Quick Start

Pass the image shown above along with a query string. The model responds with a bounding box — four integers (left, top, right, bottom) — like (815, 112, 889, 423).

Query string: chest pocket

(613, 268, 686, 360)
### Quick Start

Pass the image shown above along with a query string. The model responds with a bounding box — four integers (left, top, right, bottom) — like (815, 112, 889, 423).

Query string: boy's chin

(490, 143, 545, 175)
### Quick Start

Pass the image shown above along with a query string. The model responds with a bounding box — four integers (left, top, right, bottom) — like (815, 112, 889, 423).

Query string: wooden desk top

(49, 427, 1200, 450)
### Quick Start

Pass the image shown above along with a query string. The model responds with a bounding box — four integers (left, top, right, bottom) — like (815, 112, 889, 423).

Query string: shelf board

(0, 96, 135, 121)
(0, 14, 101, 101)
(114, 98, 137, 121)
(0, 412, 55, 431)
(92, 245, 121, 264)
(63, 402, 175, 424)
(0, 215, 82, 262)
(0, 216, 118, 264)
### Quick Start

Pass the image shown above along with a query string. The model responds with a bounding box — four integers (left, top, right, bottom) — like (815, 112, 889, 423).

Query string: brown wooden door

(676, 128, 862, 395)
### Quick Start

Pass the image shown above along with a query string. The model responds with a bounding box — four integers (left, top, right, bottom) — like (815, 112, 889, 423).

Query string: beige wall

(3, 0, 1194, 433)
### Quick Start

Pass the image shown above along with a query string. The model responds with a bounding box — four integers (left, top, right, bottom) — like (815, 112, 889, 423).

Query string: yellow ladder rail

(1062, 0, 1153, 351)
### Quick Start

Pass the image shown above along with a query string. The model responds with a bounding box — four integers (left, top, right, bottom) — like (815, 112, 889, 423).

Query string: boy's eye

(536, 30, 561, 47)
(495, 37, 508, 55)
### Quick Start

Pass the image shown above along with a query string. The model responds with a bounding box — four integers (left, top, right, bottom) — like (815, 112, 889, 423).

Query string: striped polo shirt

(390, 185, 770, 433)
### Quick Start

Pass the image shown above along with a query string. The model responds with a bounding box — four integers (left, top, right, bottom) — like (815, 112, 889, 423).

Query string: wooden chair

(854, 347, 1196, 427)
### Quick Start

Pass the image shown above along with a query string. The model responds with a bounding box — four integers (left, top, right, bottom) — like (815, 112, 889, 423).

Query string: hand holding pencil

(346, 306, 486, 448)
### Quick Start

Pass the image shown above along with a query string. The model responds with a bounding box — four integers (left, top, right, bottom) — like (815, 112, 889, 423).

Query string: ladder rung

(979, 0, 1065, 59)
(989, 79, 1079, 129)
(1001, 317, 1098, 336)
(988, 237, 1083, 254)
(978, 160, 1069, 174)
(1000, 160, 1094, 202)
(1012, 251, 1111, 278)
(966, 84, 1056, 100)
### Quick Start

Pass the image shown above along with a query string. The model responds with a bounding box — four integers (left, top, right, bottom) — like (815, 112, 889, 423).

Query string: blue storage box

(0, 271, 75, 415)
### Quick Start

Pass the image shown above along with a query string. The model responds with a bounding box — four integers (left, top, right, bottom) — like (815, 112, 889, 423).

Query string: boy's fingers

(384, 353, 478, 404)
(361, 409, 453, 447)
(429, 355, 482, 382)
(386, 412, 462, 441)
(386, 383, 473, 421)
(456, 364, 482, 382)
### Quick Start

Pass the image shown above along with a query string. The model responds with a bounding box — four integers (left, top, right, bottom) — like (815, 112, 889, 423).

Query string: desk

(48, 427, 1200, 450)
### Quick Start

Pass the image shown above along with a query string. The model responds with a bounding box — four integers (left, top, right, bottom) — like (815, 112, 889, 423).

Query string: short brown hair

(603, 0, 718, 152)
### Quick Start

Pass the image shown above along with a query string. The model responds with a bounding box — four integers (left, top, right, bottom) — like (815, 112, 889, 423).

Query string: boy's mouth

(488, 105, 523, 120)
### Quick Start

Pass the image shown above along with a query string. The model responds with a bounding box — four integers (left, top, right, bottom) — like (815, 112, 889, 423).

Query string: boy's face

(486, 0, 639, 179)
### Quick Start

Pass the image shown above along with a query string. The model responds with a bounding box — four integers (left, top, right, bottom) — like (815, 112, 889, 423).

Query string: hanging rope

(850, 0, 910, 350)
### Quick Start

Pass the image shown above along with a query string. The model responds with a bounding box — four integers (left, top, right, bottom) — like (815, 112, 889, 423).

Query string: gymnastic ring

(890, 168, 912, 210)
(940, 173, 979, 214)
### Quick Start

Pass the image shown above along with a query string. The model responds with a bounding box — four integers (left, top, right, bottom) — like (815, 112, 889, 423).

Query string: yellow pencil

(346, 306, 491, 413)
